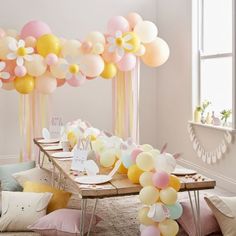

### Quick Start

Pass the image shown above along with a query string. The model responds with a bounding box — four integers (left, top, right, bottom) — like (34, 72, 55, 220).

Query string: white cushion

(0, 191, 52, 232)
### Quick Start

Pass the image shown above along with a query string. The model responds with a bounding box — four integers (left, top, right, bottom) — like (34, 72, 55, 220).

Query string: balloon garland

(64, 120, 182, 236)
(0, 13, 169, 93)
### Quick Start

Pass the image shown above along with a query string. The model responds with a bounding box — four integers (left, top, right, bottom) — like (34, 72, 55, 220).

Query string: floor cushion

(0, 161, 35, 191)
(0, 191, 52, 232)
(23, 181, 72, 213)
(205, 195, 236, 236)
(28, 208, 101, 236)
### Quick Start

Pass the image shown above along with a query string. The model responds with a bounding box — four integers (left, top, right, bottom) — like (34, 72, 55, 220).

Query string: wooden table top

(34, 138, 216, 199)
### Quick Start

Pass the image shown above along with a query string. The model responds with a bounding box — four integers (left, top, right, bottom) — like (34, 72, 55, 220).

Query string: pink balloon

(45, 53, 58, 66)
(67, 74, 86, 87)
(2, 60, 16, 82)
(117, 53, 136, 71)
(0, 28, 6, 38)
(14, 66, 27, 77)
(57, 78, 66, 87)
(20, 20, 52, 39)
(152, 170, 170, 189)
(102, 44, 122, 63)
(35, 72, 57, 94)
(81, 41, 93, 54)
(141, 226, 160, 236)
(126, 12, 143, 29)
(107, 16, 130, 35)
(131, 148, 143, 162)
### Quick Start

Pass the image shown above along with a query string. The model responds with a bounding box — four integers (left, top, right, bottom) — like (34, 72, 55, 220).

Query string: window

(193, 0, 235, 127)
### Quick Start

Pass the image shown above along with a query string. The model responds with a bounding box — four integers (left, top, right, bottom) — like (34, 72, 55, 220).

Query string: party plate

(43, 145, 62, 151)
(75, 175, 112, 185)
(38, 138, 60, 144)
(172, 168, 197, 176)
(51, 152, 73, 158)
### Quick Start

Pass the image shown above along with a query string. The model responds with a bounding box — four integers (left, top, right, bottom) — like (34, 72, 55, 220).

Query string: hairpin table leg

(80, 199, 87, 236)
(40, 153, 45, 168)
(87, 198, 98, 236)
(51, 164, 55, 187)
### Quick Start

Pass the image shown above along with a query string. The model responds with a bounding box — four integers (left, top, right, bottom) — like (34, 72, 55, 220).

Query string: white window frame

(192, 0, 236, 129)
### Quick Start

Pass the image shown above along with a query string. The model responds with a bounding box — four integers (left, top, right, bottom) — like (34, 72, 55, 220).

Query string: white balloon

(148, 203, 167, 222)
(155, 153, 176, 173)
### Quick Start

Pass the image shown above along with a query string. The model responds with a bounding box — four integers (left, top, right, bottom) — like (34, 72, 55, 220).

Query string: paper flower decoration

(107, 31, 134, 57)
(7, 39, 34, 66)
(62, 57, 83, 80)
(0, 62, 10, 80)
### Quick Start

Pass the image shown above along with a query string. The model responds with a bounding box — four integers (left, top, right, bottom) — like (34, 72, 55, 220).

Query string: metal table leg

(87, 199, 98, 236)
(188, 190, 201, 236)
(80, 199, 87, 236)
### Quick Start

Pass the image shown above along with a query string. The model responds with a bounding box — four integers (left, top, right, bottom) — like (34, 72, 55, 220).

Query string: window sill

(188, 121, 236, 133)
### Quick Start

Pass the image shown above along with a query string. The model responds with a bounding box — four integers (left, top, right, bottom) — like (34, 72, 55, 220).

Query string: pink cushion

(177, 194, 221, 236)
(28, 208, 101, 235)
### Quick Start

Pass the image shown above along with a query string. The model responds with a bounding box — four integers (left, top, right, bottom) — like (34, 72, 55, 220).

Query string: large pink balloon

(142, 37, 170, 67)
(141, 226, 160, 236)
(107, 16, 130, 35)
(67, 74, 86, 87)
(117, 53, 136, 71)
(35, 72, 57, 94)
(20, 20, 52, 39)
(80, 55, 104, 77)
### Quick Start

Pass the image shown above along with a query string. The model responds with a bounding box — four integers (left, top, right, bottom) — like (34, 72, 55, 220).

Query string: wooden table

(34, 138, 216, 236)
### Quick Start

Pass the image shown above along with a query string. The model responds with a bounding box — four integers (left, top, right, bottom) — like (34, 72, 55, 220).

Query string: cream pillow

(205, 195, 236, 236)
(0, 191, 52, 232)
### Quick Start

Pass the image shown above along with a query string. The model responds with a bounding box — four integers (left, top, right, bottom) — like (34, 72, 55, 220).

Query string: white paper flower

(7, 39, 34, 66)
(107, 31, 134, 57)
(0, 62, 10, 80)
(61, 57, 83, 80)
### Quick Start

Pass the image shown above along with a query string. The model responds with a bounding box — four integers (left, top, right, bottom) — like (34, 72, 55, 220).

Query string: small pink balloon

(0, 28, 6, 38)
(45, 53, 58, 66)
(81, 41, 93, 54)
(20, 20, 52, 39)
(14, 65, 27, 77)
(131, 148, 143, 162)
(57, 78, 66, 87)
(25, 36, 36, 48)
(67, 74, 86, 87)
(2, 60, 16, 82)
(86, 76, 97, 80)
(152, 170, 170, 189)
(126, 12, 143, 29)
(102, 44, 122, 63)
(117, 53, 136, 71)
(107, 16, 130, 35)
(141, 226, 160, 236)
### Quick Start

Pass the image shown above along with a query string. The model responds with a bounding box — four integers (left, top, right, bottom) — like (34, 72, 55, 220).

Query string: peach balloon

(57, 78, 66, 87)
(80, 41, 93, 54)
(2, 81, 14, 90)
(67, 74, 86, 87)
(0, 28, 6, 38)
(25, 36, 36, 48)
(141, 37, 170, 67)
(86, 76, 97, 80)
(102, 44, 122, 63)
(126, 12, 143, 29)
(2, 60, 16, 82)
(35, 72, 57, 94)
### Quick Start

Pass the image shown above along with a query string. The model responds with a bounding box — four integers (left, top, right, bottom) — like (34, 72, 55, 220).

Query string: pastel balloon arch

(0, 13, 180, 236)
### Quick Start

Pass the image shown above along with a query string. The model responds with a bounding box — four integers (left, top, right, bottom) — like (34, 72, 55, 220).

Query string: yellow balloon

(25, 54, 47, 77)
(159, 219, 179, 236)
(139, 172, 153, 187)
(127, 164, 143, 184)
(100, 62, 117, 79)
(140, 144, 153, 151)
(100, 149, 116, 168)
(50, 58, 67, 79)
(160, 187, 177, 205)
(67, 131, 77, 148)
(0, 36, 17, 59)
(14, 74, 35, 94)
(122, 32, 140, 53)
(138, 207, 155, 226)
(169, 175, 181, 192)
(139, 186, 159, 205)
(141, 37, 170, 67)
(149, 149, 160, 158)
(136, 152, 154, 171)
(91, 139, 105, 154)
(36, 34, 61, 57)
(118, 162, 128, 174)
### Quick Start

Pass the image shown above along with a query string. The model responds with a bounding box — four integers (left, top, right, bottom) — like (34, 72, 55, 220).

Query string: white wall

(0, 0, 158, 157)
(155, 0, 236, 192)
